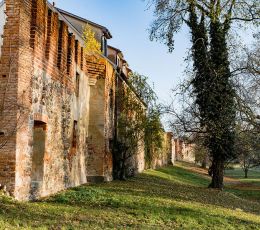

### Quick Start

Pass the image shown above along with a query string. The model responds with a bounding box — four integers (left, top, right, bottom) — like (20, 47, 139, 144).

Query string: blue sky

(55, 0, 191, 104)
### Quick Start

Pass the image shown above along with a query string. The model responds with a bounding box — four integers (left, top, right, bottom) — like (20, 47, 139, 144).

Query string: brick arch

(33, 113, 48, 124)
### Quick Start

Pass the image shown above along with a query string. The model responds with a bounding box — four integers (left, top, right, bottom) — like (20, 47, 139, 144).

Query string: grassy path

(224, 166, 260, 203)
(0, 163, 259, 229)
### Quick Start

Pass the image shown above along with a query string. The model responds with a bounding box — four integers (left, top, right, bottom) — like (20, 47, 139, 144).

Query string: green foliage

(113, 72, 164, 179)
(188, 3, 236, 188)
(193, 142, 209, 168)
(144, 109, 164, 167)
(0, 164, 260, 229)
(113, 75, 147, 179)
(127, 73, 165, 168)
(128, 72, 158, 107)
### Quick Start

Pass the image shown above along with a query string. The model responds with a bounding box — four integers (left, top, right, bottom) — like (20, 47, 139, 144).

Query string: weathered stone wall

(0, 0, 94, 200)
(135, 139, 146, 173)
(87, 58, 115, 182)
(174, 139, 183, 161)
(161, 132, 174, 166)
(0, 0, 25, 196)
(103, 61, 116, 181)
(149, 132, 174, 169)
(21, 67, 89, 200)
(174, 139, 195, 163)
(116, 78, 146, 176)
(181, 143, 195, 163)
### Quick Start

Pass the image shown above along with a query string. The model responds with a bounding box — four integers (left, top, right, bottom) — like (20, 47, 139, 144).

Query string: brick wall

(148, 132, 174, 169)
(86, 57, 115, 182)
(0, 0, 23, 195)
(0, 0, 106, 200)
(174, 139, 195, 163)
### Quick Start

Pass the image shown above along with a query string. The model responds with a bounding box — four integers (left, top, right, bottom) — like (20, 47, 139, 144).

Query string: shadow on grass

(0, 191, 259, 230)
(155, 166, 210, 186)
(224, 167, 260, 203)
(48, 166, 260, 215)
(0, 166, 260, 229)
(0, 198, 67, 228)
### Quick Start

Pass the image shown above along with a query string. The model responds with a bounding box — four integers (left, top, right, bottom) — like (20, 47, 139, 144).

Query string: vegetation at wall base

(112, 72, 164, 179)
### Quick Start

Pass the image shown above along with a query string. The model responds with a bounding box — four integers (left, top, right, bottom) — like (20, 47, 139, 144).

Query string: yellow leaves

(82, 24, 101, 57)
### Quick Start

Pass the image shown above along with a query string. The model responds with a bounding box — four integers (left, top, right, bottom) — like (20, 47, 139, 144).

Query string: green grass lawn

(224, 167, 260, 203)
(225, 167, 260, 181)
(0, 164, 260, 229)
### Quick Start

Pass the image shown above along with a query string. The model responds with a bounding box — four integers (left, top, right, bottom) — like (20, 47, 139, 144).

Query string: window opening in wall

(80, 47, 84, 70)
(109, 89, 113, 110)
(67, 33, 73, 75)
(70, 120, 77, 156)
(75, 72, 80, 97)
(57, 21, 63, 69)
(45, 9, 52, 59)
(101, 35, 107, 57)
(72, 121, 77, 148)
(109, 88, 114, 129)
(75, 40, 78, 63)
(31, 121, 46, 183)
(109, 138, 113, 152)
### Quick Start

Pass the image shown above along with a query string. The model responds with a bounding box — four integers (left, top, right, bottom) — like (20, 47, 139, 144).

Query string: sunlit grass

(0, 164, 259, 229)
(225, 167, 260, 179)
(224, 167, 260, 203)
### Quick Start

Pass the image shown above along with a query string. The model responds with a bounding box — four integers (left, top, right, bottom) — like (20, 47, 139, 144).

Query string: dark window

(109, 89, 114, 128)
(109, 89, 114, 109)
(72, 121, 77, 148)
(75, 40, 78, 63)
(101, 35, 107, 56)
(57, 21, 63, 69)
(67, 33, 73, 75)
(109, 138, 113, 151)
(80, 47, 84, 70)
(75, 72, 80, 97)
(32, 121, 46, 183)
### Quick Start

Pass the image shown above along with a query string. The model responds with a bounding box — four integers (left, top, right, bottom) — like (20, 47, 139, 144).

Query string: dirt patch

(231, 183, 260, 191)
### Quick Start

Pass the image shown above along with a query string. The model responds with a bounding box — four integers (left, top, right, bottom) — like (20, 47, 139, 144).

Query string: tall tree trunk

(209, 157, 224, 189)
(201, 154, 207, 169)
(244, 168, 248, 178)
(119, 160, 126, 180)
(188, 6, 235, 189)
(207, 21, 236, 189)
(119, 150, 127, 180)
